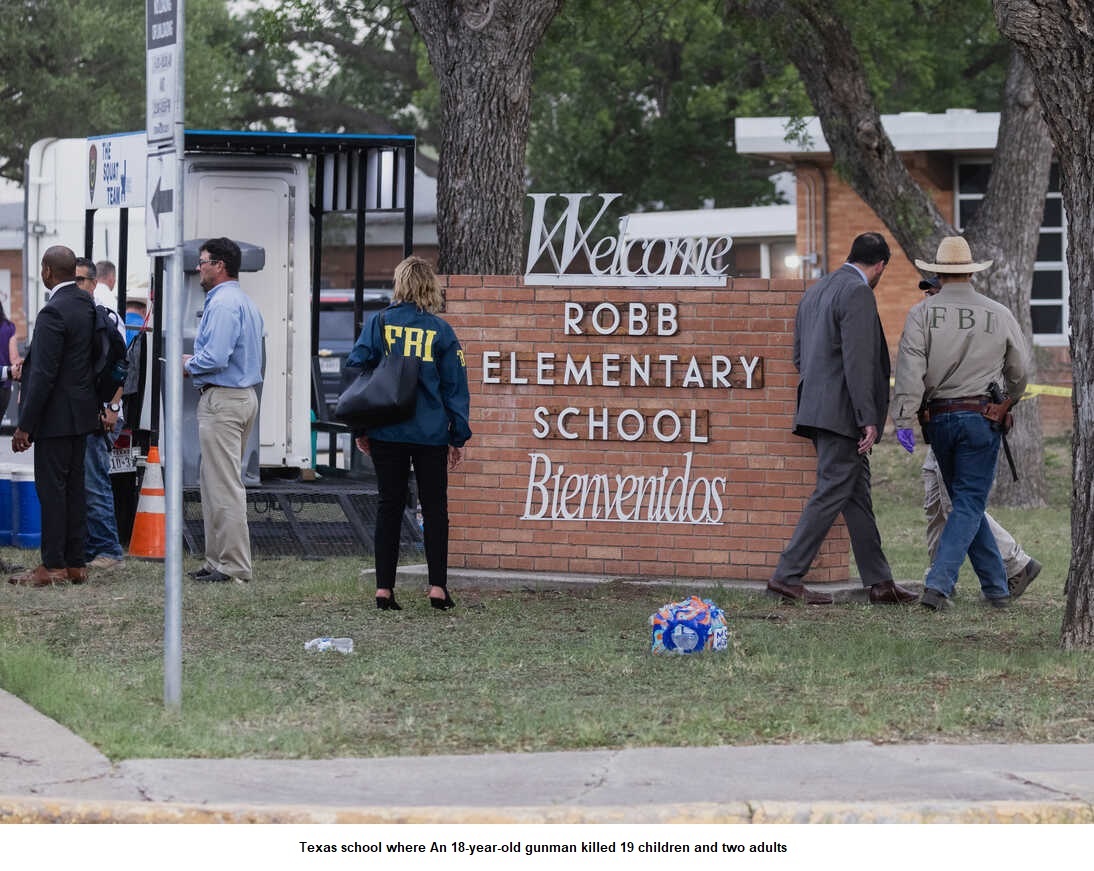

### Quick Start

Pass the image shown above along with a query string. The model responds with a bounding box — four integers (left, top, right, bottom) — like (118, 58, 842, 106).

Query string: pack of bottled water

(649, 596, 728, 655)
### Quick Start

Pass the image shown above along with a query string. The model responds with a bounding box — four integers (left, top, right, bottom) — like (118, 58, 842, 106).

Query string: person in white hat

(892, 236, 1029, 611)
(915, 274, 1041, 599)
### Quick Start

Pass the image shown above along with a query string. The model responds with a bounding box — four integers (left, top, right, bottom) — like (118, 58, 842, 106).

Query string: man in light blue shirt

(183, 237, 264, 583)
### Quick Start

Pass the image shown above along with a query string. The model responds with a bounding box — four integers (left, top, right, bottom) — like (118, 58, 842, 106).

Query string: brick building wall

(439, 275, 851, 583)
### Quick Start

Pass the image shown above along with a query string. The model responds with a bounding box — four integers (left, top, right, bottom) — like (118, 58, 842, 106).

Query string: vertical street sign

(146, 0, 179, 146)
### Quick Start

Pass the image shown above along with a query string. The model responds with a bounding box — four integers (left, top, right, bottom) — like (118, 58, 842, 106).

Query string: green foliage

(529, 0, 781, 210)
(239, 2, 431, 141)
(834, 0, 1007, 113)
(0, 0, 248, 182)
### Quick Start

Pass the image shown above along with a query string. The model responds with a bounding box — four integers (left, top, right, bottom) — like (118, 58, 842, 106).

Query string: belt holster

(916, 406, 931, 444)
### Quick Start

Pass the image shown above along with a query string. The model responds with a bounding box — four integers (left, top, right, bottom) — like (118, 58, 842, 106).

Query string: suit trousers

(196, 386, 258, 580)
(774, 429, 892, 586)
(34, 434, 89, 569)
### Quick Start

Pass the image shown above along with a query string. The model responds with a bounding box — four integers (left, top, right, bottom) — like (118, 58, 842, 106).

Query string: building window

(955, 161, 1068, 346)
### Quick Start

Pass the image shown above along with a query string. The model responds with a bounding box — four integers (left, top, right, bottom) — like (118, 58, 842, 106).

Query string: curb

(2, 795, 1092, 825)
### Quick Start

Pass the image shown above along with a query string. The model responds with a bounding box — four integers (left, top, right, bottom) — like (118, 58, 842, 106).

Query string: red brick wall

(440, 275, 850, 583)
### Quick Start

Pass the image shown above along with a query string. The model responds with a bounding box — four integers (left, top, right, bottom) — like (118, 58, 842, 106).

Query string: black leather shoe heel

(429, 591, 456, 610)
(376, 594, 402, 611)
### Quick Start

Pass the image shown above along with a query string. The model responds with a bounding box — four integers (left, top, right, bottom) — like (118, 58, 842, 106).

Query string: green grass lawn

(0, 438, 1086, 761)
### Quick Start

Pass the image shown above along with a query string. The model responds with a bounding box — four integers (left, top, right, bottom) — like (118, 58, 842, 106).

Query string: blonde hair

(392, 256, 443, 312)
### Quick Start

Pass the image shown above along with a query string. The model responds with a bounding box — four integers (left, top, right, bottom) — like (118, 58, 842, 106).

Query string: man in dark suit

(9, 246, 101, 587)
(767, 232, 916, 606)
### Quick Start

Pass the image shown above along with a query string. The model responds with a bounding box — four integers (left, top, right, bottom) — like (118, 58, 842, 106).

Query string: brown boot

(9, 565, 69, 587)
(67, 566, 89, 584)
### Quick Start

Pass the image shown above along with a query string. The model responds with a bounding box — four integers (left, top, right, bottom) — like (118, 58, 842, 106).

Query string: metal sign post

(147, 0, 184, 711)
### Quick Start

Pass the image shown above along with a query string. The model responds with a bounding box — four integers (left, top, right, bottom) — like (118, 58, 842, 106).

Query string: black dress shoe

(868, 579, 918, 605)
(193, 570, 233, 583)
(376, 593, 402, 611)
(188, 567, 214, 579)
(766, 578, 834, 605)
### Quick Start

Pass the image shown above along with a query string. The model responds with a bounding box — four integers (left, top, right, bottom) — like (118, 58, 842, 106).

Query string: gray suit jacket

(792, 264, 890, 440)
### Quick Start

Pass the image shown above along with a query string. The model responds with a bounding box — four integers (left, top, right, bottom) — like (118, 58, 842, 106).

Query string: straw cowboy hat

(914, 235, 993, 273)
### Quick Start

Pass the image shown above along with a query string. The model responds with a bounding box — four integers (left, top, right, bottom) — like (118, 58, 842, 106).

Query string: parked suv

(316, 289, 392, 414)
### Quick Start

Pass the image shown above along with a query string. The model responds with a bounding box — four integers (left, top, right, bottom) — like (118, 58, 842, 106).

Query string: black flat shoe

(429, 590, 456, 610)
(376, 594, 402, 611)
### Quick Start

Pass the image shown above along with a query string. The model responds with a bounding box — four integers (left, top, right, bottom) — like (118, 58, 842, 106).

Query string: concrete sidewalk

(3, 685, 1094, 824)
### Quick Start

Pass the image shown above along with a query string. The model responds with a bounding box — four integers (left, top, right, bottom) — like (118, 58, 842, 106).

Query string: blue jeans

(923, 412, 1008, 600)
(85, 431, 124, 561)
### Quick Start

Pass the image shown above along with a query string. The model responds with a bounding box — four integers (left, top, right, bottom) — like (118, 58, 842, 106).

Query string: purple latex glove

(896, 428, 915, 453)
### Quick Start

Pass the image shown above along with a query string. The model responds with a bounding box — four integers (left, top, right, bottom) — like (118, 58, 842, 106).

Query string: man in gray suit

(768, 232, 916, 606)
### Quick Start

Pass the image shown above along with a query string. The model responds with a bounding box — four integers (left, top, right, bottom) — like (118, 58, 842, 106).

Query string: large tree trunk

(995, 0, 1094, 648)
(968, 53, 1052, 507)
(403, 0, 563, 274)
(730, 0, 1049, 505)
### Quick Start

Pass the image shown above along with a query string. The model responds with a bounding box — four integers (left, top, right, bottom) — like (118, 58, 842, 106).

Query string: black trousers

(33, 433, 89, 569)
(369, 440, 450, 591)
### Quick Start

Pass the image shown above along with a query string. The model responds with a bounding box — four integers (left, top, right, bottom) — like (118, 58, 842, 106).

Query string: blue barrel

(12, 467, 41, 550)
(0, 464, 13, 546)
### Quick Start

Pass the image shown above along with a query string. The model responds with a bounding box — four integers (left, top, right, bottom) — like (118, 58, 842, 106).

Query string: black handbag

(333, 312, 420, 429)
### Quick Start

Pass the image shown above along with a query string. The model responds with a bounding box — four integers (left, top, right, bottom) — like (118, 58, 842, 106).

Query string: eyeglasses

(197, 258, 220, 266)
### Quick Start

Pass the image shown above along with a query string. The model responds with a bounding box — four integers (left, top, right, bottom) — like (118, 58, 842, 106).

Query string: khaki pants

(197, 386, 258, 580)
(922, 446, 1028, 580)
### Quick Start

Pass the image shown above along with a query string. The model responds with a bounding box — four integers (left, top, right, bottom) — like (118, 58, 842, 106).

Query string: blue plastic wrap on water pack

(649, 595, 728, 654)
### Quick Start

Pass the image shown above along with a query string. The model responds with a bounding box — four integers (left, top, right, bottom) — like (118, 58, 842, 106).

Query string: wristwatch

(107, 402, 122, 413)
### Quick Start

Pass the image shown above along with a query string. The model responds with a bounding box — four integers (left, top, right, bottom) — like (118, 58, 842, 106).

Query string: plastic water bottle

(304, 637, 354, 653)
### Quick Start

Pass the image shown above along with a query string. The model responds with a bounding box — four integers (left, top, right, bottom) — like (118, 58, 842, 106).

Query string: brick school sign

(440, 276, 851, 583)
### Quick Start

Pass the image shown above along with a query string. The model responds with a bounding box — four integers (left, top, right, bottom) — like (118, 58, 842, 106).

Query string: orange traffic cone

(129, 446, 166, 560)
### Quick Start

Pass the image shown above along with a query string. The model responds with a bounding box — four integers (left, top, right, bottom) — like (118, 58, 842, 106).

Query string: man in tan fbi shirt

(891, 236, 1028, 612)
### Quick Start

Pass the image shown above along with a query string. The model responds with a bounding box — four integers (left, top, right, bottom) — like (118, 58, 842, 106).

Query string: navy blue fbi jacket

(345, 302, 472, 447)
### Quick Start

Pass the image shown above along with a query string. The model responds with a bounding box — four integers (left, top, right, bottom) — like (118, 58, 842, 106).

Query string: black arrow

(151, 176, 174, 228)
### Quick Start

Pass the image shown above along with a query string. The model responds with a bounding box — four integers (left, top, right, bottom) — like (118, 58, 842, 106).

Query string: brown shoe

(67, 567, 89, 584)
(766, 577, 834, 605)
(868, 579, 918, 605)
(9, 565, 69, 587)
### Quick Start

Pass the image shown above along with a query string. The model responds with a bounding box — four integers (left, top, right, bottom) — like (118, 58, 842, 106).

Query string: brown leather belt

(927, 395, 990, 415)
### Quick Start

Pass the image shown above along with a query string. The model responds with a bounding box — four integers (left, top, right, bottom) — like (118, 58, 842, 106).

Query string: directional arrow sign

(150, 176, 174, 228)
(145, 152, 177, 254)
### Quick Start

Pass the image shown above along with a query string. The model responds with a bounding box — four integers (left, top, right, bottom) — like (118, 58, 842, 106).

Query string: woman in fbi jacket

(347, 256, 472, 611)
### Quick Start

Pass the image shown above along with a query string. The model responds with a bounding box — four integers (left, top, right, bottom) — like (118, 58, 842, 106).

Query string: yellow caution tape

(1023, 384, 1071, 398)
(888, 380, 1071, 398)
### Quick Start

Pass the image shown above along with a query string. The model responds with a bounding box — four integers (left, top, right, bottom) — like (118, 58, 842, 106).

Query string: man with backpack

(9, 246, 100, 587)
(74, 258, 126, 571)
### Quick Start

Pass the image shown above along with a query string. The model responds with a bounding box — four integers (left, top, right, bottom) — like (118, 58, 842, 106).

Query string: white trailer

(24, 131, 416, 481)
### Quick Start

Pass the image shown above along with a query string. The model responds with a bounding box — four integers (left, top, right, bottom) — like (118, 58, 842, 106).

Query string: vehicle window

(318, 309, 358, 343)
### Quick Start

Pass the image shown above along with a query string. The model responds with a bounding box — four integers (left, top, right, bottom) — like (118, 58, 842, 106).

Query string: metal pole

(163, 0, 186, 711)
